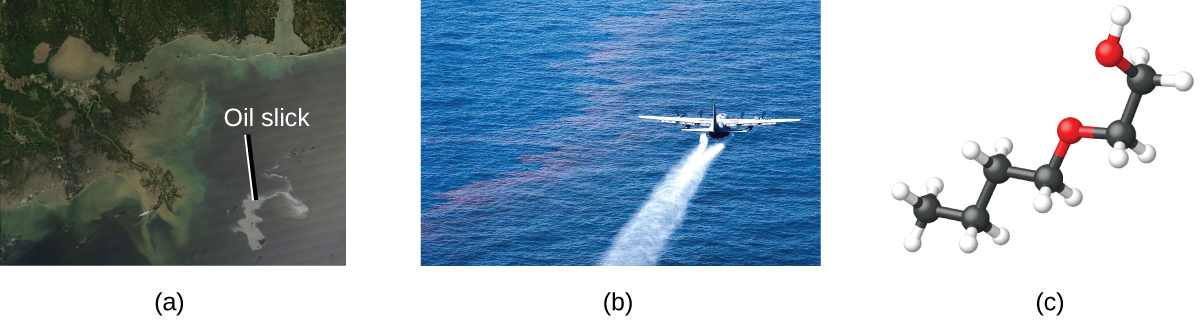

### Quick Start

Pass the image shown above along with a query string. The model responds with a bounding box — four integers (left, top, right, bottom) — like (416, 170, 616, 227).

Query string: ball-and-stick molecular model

(891, 6, 1191, 254)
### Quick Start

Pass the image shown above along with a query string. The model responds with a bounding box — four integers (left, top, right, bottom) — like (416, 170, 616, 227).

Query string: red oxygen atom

(1095, 37, 1123, 67)
(1058, 117, 1083, 144)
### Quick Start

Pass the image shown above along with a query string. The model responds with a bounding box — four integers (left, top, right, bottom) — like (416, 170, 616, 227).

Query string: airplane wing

(722, 118, 802, 127)
(638, 116, 712, 126)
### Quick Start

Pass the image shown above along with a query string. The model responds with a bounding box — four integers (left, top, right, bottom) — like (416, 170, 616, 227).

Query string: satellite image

(1, 0, 346, 265)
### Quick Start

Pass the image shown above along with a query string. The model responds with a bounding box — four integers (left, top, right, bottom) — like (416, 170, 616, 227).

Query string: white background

(3, 1, 1199, 323)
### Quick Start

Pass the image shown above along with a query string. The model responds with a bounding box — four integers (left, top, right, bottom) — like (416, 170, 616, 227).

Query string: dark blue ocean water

(421, 0, 820, 265)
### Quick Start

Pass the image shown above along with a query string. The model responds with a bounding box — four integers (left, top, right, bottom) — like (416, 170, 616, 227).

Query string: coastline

(1, 0, 346, 264)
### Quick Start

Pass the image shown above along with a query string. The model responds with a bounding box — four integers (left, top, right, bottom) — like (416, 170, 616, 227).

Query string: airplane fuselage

(708, 114, 733, 138)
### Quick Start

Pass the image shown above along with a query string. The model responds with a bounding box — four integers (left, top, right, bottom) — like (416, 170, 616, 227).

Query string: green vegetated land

(0, 0, 345, 210)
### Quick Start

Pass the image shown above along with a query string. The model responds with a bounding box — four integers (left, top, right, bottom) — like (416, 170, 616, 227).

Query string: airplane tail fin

(712, 101, 718, 126)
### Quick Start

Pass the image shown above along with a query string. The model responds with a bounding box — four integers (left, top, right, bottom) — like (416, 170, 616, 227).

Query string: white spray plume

(601, 133, 725, 265)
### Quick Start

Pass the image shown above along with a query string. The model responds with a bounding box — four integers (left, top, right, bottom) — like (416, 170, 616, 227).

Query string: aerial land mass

(0, 0, 345, 262)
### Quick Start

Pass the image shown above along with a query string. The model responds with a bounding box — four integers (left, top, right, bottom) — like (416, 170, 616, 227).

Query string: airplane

(638, 102, 801, 139)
